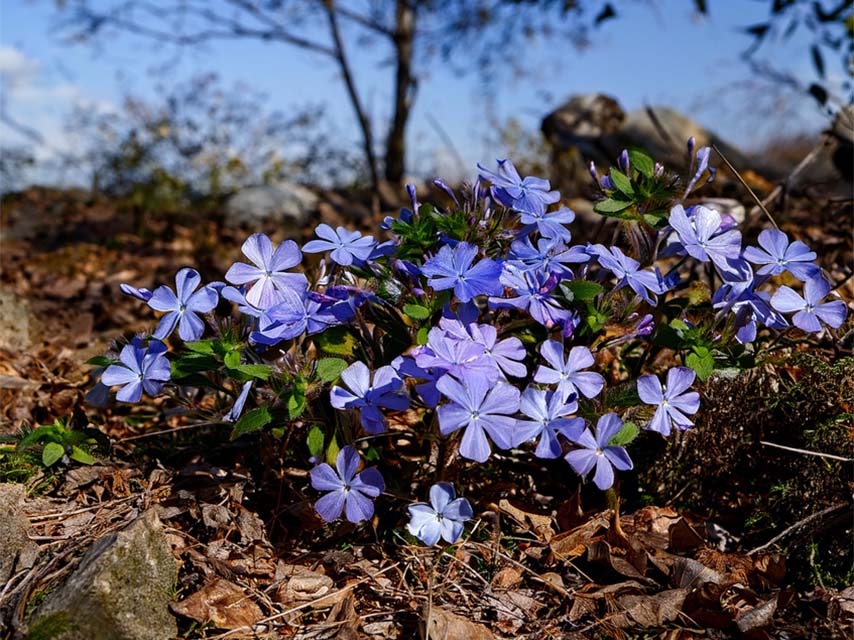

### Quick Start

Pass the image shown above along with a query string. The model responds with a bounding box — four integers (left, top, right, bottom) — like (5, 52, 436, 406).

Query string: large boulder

(29, 510, 178, 640)
(542, 93, 751, 188)
(0, 483, 39, 585)
(223, 181, 318, 229)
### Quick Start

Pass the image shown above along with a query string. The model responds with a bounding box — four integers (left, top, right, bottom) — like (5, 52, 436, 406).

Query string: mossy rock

(29, 510, 178, 640)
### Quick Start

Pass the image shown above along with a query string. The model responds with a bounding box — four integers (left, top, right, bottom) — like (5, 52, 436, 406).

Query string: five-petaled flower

(148, 268, 219, 341)
(302, 223, 378, 266)
(667, 205, 742, 271)
(515, 387, 585, 458)
(637, 366, 700, 436)
(534, 340, 604, 402)
(771, 276, 847, 333)
(310, 446, 385, 523)
(330, 362, 410, 433)
(564, 413, 633, 490)
(588, 244, 664, 306)
(436, 375, 520, 463)
(407, 482, 473, 546)
(743, 229, 820, 282)
(101, 338, 171, 403)
(225, 233, 308, 309)
(421, 242, 503, 302)
(477, 158, 560, 214)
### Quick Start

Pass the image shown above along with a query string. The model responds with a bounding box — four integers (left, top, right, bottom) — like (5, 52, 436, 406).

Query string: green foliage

(15, 418, 102, 469)
(313, 326, 358, 356)
(230, 407, 273, 441)
(316, 358, 349, 383)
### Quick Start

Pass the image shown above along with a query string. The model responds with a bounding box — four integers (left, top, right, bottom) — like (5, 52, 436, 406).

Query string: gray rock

(542, 94, 751, 187)
(0, 483, 39, 585)
(30, 510, 178, 640)
(223, 182, 318, 229)
(0, 289, 30, 351)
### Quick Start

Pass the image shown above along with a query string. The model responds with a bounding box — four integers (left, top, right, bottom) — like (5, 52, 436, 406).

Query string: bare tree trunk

(384, 0, 416, 185)
(323, 0, 380, 189)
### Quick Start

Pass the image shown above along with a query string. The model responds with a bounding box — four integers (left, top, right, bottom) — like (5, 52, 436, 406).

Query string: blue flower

(743, 229, 820, 281)
(712, 262, 788, 344)
(101, 338, 170, 403)
(517, 206, 576, 242)
(489, 265, 574, 329)
(148, 268, 219, 341)
(302, 223, 378, 266)
(224, 233, 307, 309)
(771, 276, 847, 333)
(330, 362, 409, 433)
(515, 387, 585, 458)
(564, 413, 633, 490)
(477, 159, 560, 214)
(637, 366, 700, 436)
(310, 446, 384, 523)
(534, 340, 604, 402)
(588, 244, 663, 306)
(223, 381, 253, 423)
(407, 483, 473, 546)
(119, 283, 153, 302)
(667, 205, 742, 271)
(684, 146, 716, 196)
(414, 327, 498, 384)
(436, 375, 520, 463)
(421, 242, 504, 302)
(507, 236, 589, 279)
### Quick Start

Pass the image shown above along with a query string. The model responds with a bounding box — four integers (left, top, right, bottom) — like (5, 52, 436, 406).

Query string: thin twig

(118, 420, 223, 442)
(712, 144, 779, 229)
(748, 503, 851, 555)
(759, 440, 854, 463)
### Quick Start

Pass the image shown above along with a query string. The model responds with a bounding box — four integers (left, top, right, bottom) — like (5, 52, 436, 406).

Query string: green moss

(26, 612, 70, 640)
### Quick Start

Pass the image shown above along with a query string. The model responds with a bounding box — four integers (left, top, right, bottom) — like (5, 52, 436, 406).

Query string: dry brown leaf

(490, 566, 523, 590)
(550, 510, 610, 560)
(171, 578, 263, 630)
(275, 565, 347, 608)
(325, 592, 360, 639)
(617, 588, 689, 627)
(497, 498, 554, 541)
(420, 605, 494, 640)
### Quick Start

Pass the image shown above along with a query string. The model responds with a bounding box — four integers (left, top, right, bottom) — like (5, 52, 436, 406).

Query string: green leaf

(325, 435, 340, 466)
(416, 327, 430, 345)
(593, 197, 634, 216)
(223, 350, 241, 369)
(628, 149, 655, 178)
(42, 442, 65, 467)
(313, 326, 358, 356)
(185, 340, 216, 355)
(608, 421, 639, 447)
(316, 358, 349, 383)
(403, 303, 431, 320)
(686, 350, 715, 381)
(230, 407, 272, 440)
(307, 426, 325, 459)
(230, 364, 272, 381)
(287, 392, 307, 420)
(171, 353, 219, 379)
(609, 169, 634, 197)
(69, 446, 95, 465)
(86, 355, 114, 367)
(564, 280, 604, 303)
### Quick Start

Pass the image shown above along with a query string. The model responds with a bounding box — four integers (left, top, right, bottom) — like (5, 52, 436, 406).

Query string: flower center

(595, 448, 604, 456)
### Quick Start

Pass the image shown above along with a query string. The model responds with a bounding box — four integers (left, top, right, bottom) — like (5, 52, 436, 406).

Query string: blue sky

(0, 0, 838, 184)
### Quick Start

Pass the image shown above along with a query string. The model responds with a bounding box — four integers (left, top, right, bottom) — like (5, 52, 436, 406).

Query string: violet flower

(534, 340, 604, 402)
(742, 229, 820, 281)
(667, 205, 742, 271)
(101, 338, 170, 403)
(224, 233, 307, 309)
(564, 413, 633, 490)
(588, 244, 663, 306)
(421, 242, 503, 302)
(407, 482, 473, 546)
(771, 276, 847, 333)
(515, 387, 585, 458)
(310, 446, 384, 523)
(637, 366, 700, 436)
(330, 362, 409, 433)
(302, 223, 378, 266)
(148, 268, 219, 341)
(477, 158, 560, 215)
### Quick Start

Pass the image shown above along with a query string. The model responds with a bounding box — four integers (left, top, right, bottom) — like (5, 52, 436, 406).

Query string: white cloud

(0, 45, 41, 87)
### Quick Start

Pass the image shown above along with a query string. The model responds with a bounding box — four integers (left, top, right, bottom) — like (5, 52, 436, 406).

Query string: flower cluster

(95, 144, 847, 544)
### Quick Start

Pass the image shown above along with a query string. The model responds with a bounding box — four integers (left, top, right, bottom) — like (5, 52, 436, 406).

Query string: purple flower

(421, 242, 504, 302)
(743, 229, 820, 281)
(310, 446, 384, 523)
(224, 234, 307, 309)
(515, 387, 585, 458)
(588, 244, 663, 306)
(469, 324, 527, 379)
(223, 381, 253, 423)
(101, 338, 170, 403)
(507, 236, 589, 279)
(302, 223, 378, 266)
(489, 265, 574, 329)
(392, 355, 442, 408)
(564, 413, 633, 490)
(414, 327, 498, 383)
(436, 375, 520, 463)
(534, 340, 604, 402)
(637, 366, 700, 436)
(477, 159, 560, 214)
(684, 146, 716, 196)
(771, 276, 847, 333)
(518, 206, 576, 242)
(712, 263, 788, 344)
(667, 205, 742, 270)
(330, 362, 409, 433)
(407, 482, 473, 546)
(148, 268, 219, 341)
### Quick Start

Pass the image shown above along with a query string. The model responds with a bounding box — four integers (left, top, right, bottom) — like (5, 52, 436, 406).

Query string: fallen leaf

(171, 578, 263, 630)
(497, 498, 554, 541)
(617, 588, 689, 627)
(420, 605, 494, 640)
